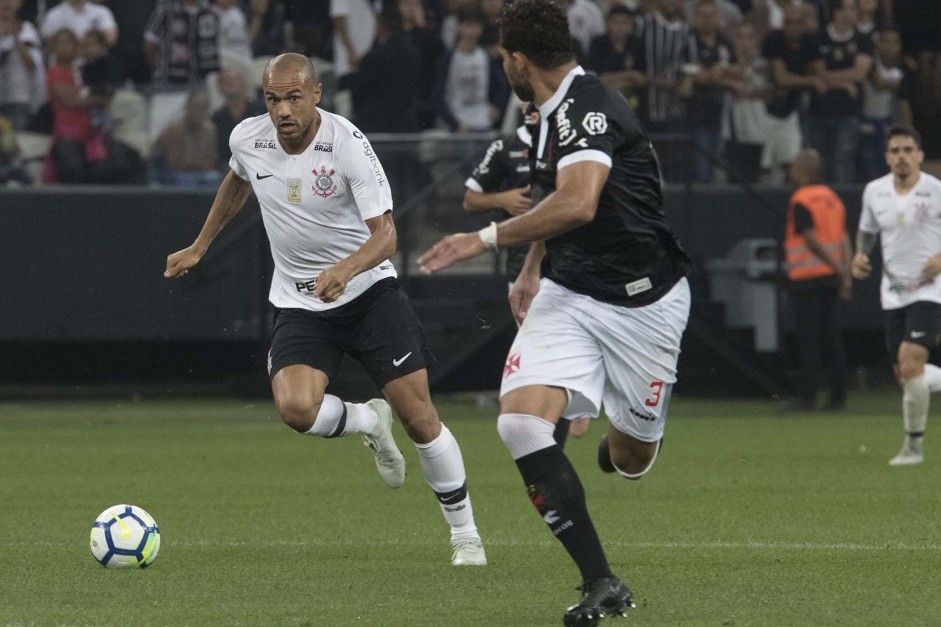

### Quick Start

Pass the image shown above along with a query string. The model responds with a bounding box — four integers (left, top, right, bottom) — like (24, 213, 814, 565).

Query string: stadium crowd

(0, 0, 938, 187)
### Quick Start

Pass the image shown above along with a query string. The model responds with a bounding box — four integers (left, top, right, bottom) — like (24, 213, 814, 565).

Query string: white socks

(496, 413, 557, 460)
(415, 424, 478, 540)
(902, 375, 929, 436)
(304, 395, 378, 437)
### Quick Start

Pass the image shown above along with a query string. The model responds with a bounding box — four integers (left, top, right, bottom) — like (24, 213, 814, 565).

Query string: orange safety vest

(784, 184, 846, 282)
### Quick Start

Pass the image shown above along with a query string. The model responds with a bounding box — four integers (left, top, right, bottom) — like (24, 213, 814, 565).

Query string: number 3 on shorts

(645, 380, 664, 408)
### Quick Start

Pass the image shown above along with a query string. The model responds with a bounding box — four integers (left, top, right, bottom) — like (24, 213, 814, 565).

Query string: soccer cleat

(450, 537, 487, 566)
(888, 439, 924, 466)
(362, 399, 406, 488)
(597, 435, 616, 474)
(563, 576, 635, 626)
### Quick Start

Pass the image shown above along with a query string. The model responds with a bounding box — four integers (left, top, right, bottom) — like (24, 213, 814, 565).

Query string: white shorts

(500, 278, 690, 442)
(760, 112, 802, 170)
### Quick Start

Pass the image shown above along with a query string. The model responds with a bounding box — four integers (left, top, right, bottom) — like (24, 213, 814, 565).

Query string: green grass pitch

(0, 392, 938, 626)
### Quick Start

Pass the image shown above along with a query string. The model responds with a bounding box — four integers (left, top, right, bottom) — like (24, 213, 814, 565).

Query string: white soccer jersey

(859, 172, 941, 310)
(228, 110, 396, 311)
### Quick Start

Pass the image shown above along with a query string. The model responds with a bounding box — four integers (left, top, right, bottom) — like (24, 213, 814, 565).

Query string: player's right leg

(267, 307, 405, 487)
(892, 340, 930, 466)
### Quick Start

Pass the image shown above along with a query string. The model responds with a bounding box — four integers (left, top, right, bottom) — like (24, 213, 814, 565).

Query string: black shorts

(884, 301, 941, 359)
(268, 278, 436, 387)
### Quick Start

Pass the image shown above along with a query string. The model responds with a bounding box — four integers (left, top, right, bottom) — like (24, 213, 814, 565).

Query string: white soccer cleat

(362, 399, 406, 488)
(888, 440, 924, 466)
(450, 537, 487, 566)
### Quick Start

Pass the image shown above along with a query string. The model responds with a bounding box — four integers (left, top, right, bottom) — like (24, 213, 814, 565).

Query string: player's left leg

(892, 341, 930, 466)
(383, 369, 486, 566)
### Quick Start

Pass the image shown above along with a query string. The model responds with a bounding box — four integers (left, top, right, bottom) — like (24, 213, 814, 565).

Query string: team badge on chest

(313, 166, 338, 198)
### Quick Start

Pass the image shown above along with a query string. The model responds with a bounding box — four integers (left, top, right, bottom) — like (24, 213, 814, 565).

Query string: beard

(510, 78, 535, 102)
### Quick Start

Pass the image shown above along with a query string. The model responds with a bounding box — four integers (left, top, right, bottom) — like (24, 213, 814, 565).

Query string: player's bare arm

(164, 171, 254, 278)
(852, 230, 877, 280)
(508, 240, 545, 323)
(418, 161, 608, 273)
(463, 186, 532, 216)
(314, 211, 396, 303)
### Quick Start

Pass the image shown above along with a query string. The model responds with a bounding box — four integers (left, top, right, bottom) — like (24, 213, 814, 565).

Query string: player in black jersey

(419, 0, 691, 624)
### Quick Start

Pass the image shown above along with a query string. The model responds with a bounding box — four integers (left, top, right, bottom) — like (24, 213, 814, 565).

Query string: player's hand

(314, 263, 355, 303)
(838, 271, 852, 300)
(922, 254, 941, 282)
(164, 246, 204, 278)
(417, 232, 486, 274)
(502, 186, 532, 216)
(851, 253, 871, 280)
(509, 270, 540, 324)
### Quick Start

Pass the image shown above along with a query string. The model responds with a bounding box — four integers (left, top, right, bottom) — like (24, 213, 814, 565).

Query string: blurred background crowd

(0, 0, 939, 188)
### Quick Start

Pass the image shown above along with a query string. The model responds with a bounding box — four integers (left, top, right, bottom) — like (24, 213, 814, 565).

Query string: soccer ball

(90, 504, 161, 568)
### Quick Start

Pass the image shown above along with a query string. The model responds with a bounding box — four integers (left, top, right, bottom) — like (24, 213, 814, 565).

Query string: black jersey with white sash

(531, 67, 691, 307)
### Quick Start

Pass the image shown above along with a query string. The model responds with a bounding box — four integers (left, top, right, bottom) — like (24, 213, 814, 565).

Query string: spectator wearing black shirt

(246, 0, 286, 57)
(398, 0, 444, 129)
(679, 0, 736, 183)
(210, 66, 263, 168)
(586, 5, 646, 115)
(418, 0, 691, 620)
(808, 0, 873, 183)
(760, 3, 824, 183)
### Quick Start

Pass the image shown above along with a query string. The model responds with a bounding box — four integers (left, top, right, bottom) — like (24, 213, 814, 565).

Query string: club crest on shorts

(313, 166, 338, 198)
(503, 352, 521, 378)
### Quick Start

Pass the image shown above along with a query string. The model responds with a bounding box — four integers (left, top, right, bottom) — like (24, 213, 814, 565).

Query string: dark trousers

(790, 285, 848, 406)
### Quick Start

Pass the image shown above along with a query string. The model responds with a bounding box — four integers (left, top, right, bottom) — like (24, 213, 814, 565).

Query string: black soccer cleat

(597, 435, 616, 473)
(563, 576, 635, 626)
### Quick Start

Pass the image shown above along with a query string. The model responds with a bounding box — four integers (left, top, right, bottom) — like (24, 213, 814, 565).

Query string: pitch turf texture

(1, 393, 938, 626)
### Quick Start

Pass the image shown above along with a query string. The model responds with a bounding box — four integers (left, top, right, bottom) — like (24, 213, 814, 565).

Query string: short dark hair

(887, 124, 922, 149)
(499, 0, 574, 69)
(608, 5, 634, 19)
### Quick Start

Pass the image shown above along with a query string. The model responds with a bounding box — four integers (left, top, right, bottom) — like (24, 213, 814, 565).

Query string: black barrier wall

(0, 184, 885, 391)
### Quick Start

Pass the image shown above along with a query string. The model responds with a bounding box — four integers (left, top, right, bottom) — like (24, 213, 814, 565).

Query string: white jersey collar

(538, 66, 585, 119)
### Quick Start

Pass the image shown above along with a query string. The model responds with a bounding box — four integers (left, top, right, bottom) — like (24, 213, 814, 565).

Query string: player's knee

(275, 395, 320, 433)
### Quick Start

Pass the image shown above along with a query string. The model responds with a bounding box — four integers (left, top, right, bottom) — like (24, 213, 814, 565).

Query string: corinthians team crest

(313, 166, 338, 198)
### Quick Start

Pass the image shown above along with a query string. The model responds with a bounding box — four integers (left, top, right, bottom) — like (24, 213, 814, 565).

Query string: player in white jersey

(852, 125, 941, 466)
(164, 54, 486, 565)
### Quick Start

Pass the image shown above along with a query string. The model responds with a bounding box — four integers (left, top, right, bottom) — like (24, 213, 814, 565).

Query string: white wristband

(478, 221, 499, 250)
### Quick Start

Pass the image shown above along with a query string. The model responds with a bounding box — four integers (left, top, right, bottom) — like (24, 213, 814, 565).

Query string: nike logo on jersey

(392, 352, 412, 367)
(911, 331, 927, 338)
(256, 173, 274, 180)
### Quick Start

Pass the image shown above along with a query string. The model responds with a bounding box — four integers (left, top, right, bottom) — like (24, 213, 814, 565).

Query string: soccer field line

(5, 539, 940, 551)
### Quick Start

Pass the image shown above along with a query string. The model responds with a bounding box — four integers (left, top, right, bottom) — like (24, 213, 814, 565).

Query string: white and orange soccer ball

(90, 504, 161, 568)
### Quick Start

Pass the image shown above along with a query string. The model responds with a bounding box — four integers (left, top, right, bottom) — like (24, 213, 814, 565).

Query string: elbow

(570, 203, 597, 227)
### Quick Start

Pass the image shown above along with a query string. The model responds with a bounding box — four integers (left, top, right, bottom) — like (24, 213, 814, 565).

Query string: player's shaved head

(263, 53, 318, 86)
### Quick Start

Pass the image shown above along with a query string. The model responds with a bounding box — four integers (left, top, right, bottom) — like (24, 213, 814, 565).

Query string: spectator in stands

(210, 66, 263, 168)
(40, 0, 117, 47)
(399, 0, 445, 129)
(808, 0, 872, 184)
(45, 28, 144, 184)
(479, 0, 503, 59)
(565, 0, 606, 58)
(151, 88, 222, 188)
(634, 0, 691, 179)
(246, 0, 286, 58)
(285, 0, 330, 59)
(860, 29, 911, 179)
(0, 0, 44, 131)
(213, 0, 253, 65)
(854, 0, 880, 42)
(0, 113, 31, 184)
(760, 3, 823, 184)
(144, 0, 221, 91)
(80, 29, 120, 133)
(586, 5, 646, 113)
(680, 0, 736, 183)
(351, 8, 422, 134)
(784, 148, 850, 411)
(683, 0, 744, 34)
(720, 20, 770, 183)
(435, 8, 509, 132)
(330, 0, 378, 117)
